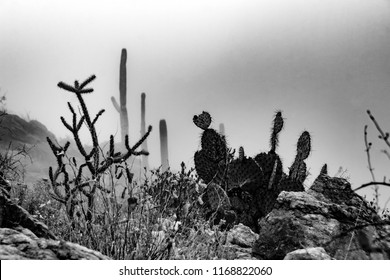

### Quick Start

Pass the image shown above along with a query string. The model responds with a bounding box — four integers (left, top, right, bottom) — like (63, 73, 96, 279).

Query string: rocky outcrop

(0, 227, 109, 260)
(0, 185, 56, 240)
(253, 174, 390, 260)
(0, 183, 110, 260)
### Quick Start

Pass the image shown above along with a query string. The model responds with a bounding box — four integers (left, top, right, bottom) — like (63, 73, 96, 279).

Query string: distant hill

(0, 113, 56, 146)
(0, 113, 59, 183)
(0, 113, 143, 185)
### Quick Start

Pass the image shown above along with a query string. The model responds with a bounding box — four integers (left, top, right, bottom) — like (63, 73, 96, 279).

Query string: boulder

(0, 183, 110, 260)
(227, 223, 259, 248)
(0, 227, 109, 260)
(253, 174, 390, 260)
(284, 247, 331, 260)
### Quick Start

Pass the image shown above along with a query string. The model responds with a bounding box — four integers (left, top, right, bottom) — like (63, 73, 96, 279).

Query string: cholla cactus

(193, 110, 313, 230)
(47, 74, 152, 222)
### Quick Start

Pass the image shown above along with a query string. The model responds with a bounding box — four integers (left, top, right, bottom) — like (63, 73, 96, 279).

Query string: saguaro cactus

(219, 123, 225, 136)
(140, 92, 149, 170)
(159, 119, 169, 171)
(111, 48, 129, 147)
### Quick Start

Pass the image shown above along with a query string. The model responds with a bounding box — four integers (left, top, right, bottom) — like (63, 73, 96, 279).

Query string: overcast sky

(1, 0, 390, 207)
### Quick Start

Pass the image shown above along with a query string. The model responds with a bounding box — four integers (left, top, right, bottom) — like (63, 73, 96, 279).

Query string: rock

(223, 224, 259, 260)
(253, 175, 390, 260)
(0, 183, 110, 259)
(227, 223, 259, 248)
(284, 247, 332, 260)
(0, 227, 109, 260)
(0, 185, 56, 240)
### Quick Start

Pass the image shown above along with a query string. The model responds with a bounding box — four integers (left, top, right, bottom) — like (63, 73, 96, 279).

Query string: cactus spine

(159, 119, 169, 171)
(140, 92, 149, 170)
(111, 48, 129, 146)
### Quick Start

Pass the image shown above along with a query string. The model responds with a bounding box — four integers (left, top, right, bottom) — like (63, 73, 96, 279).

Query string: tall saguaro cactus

(219, 123, 225, 136)
(159, 119, 169, 171)
(111, 48, 129, 147)
(141, 92, 149, 170)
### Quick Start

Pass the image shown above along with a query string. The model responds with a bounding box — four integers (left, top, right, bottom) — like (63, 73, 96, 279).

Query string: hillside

(0, 113, 142, 184)
(0, 113, 56, 145)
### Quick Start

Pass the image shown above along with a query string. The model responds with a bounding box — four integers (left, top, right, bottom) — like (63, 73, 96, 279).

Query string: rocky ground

(1, 171, 389, 260)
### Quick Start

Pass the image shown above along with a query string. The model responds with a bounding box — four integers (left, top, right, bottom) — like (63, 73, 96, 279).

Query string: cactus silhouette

(193, 111, 212, 130)
(193, 110, 311, 231)
(48, 74, 152, 223)
(238, 146, 245, 161)
(270, 111, 283, 153)
(254, 110, 284, 190)
(159, 119, 169, 171)
(140, 92, 149, 170)
(320, 163, 328, 176)
(193, 111, 229, 186)
(219, 123, 225, 136)
(289, 131, 311, 183)
(111, 48, 129, 146)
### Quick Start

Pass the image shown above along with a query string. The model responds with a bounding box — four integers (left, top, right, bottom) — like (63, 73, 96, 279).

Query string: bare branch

(353, 181, 390, 192)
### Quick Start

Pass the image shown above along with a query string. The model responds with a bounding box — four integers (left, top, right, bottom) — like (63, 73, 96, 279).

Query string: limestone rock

(252, 175, 390, 260)
(284, 247, 332, 260)
(0, 227, 109, 260)
(227, 223, 259, 248)
(224, 224, 259, 260)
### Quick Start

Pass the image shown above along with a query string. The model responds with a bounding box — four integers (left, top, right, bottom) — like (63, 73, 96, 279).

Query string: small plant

(0, 143, 30, 183)
(354, 110, 390, 212)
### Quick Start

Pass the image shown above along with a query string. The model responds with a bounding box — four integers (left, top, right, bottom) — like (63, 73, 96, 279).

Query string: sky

(1, 0, 390, 208)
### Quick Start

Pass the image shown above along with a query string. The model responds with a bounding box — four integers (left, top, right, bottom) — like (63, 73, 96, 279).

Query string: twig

(367, 110, 390, 149)
(353, 181, 390, 192)
(364, 124, 379, 210)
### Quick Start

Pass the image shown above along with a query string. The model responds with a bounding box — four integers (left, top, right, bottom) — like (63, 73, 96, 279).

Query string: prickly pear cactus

(270, 111, 284, 153)
(254, 152, 283, 190)
(289, 131, 311, 183)
(227, 156, 263, 192)
(205, 183, 231, 212)
(193, 110, 312, 232)
(193, 111, 212, 130)
(194, 149, 220, 184)
(254, 111, 285, 190)
(201, 128, 227, 163)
